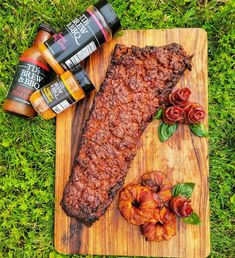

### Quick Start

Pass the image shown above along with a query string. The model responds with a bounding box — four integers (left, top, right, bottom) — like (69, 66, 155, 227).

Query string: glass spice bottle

(38, 0, 120, 75)
(30, 65, 95, 120)
(3, 23, 56, 118)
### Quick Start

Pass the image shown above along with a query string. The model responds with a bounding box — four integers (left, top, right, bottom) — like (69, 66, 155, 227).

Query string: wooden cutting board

(55, 29, 210, 257)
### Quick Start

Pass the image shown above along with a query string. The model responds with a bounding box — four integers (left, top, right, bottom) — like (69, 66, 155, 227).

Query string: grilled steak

(61, 43, 192, 226)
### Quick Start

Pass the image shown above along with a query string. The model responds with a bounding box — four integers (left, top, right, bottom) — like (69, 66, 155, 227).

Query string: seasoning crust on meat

(61, 43, 192, 226)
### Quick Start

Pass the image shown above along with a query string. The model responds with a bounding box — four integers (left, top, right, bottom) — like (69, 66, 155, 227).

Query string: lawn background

(0, 0, 234, 257)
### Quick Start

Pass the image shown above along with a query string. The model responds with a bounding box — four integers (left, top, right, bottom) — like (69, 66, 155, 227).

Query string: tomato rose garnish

(185, 103, 206, 124)
(163, 106, 184, 124)
(168, 87, 191, 107)
(170, 196, 193, 218)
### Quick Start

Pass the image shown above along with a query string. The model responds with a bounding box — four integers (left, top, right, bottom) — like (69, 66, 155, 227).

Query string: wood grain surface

(55, 29, 210, 257)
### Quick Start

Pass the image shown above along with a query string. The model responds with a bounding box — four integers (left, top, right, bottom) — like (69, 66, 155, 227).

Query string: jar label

(7, 58, 50, 105)
(44, 11, 106, 70)
(40, 78, 76, 114)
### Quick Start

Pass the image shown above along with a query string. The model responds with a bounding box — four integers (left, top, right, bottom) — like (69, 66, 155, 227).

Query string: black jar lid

(94, 0, 121, 36)
(38, 23, 56, 35)
(71, 65, 95, 94)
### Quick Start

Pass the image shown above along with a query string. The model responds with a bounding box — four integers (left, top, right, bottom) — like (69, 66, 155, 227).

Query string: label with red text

(7, 58, 50, 105)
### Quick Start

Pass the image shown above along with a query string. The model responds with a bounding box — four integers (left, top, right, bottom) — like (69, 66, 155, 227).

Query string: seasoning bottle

(30, 65, 95, 120)
(3, 23, 56, 118)
(38, 0, 120, 75)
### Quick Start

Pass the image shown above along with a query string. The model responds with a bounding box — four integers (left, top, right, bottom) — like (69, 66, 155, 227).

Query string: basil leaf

(183, 212, 201, 225)
(158, 122, 178, 142)
(172, 183, 195, 198)
(189, 123, 208, 137)
(154, 108, 163, 119)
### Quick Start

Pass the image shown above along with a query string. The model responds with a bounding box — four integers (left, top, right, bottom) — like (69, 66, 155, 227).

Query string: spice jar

(30, 65, 95, 120)
(38, 0, 120, 75)
(3, 23, 56, 118)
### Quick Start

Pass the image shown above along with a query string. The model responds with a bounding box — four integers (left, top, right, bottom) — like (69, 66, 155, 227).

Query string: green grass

(0, 0, 234, 257)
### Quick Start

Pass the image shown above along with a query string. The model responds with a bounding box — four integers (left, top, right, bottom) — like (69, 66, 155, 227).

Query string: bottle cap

(72, 65, 95, 94)
(38, 23, 56, 35)
(94, 0, 121, 36)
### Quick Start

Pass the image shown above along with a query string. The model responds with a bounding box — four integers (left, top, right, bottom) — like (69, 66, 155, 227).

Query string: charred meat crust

(61, 43, 192, 226)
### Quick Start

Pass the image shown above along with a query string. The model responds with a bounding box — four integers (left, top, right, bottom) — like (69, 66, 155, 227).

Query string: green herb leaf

(189, 123, 208, 137)
(158, 122, 178, 142)
(172, 183, 195, 198)
(154, 108, 163, 119)
(183, 212, 201, 225)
